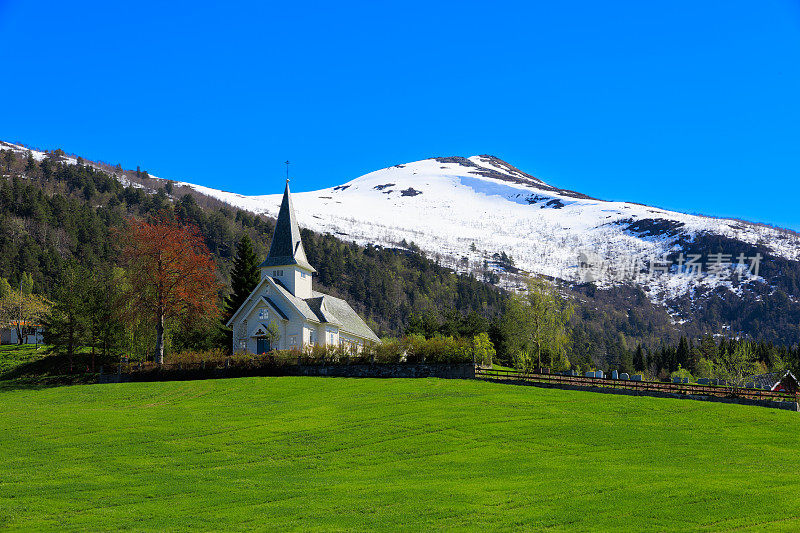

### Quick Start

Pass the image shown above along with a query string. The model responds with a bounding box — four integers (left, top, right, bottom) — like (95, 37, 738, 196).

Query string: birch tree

(501, 277, 573, 371)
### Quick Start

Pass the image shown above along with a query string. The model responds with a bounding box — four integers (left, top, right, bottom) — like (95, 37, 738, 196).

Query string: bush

(670, 364, 694, 381)
(165, 349, 227, 364)
(403, 335, 471, 364)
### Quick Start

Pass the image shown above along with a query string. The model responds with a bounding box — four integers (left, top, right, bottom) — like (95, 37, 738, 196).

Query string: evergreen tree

(2, 150, 13, 173)
(676, 336, 690, 369)
(0, 277, 11, 299)
(224, 234, 261, 321)
(43, 265, 87, 370)
(633, 343, 645, 373)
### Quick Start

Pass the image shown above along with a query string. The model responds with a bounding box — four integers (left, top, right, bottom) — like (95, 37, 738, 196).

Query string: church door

(256, 337, 271, 354)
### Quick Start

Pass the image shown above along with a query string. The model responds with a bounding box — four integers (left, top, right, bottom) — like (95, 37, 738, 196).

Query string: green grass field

(0, 344, 47, 376)
(1, 376, 799, 531)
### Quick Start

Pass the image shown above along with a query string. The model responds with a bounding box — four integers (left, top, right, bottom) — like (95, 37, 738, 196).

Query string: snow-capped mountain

(5, 139, 800, 326)
(175, 154, 800, 303)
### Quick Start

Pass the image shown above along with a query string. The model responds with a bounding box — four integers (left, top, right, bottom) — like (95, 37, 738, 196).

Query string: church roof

(226, 276, 379, 342)
(307, 291, 380, 343)
(259, 181, 316, 273)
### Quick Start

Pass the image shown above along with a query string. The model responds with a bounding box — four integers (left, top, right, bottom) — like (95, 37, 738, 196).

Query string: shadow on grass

(0, 350, 105, 392)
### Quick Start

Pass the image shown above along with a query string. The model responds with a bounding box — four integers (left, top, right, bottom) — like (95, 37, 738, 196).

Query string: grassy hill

(1, 378, 798, 530)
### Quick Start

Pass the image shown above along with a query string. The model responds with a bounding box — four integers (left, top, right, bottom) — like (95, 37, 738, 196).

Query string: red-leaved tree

(122, 217, 220, 364)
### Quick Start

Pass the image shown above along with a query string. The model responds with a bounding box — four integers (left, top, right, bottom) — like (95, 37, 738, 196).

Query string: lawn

(1, 377, 799, 531)
(0, 343, 47, 375)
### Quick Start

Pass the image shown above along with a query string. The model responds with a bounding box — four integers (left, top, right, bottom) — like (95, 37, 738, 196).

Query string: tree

(25, 151, 36, 174)
(500, 277, 573, 371)
(43, 265, 87, 368)
(84, 267, 125, 370)
(714, 341, 760, 390)
(2, 150, 13, 173)
(121, 217, 220, 364)
(0, 282, 50, 345)
(633, 343, 646, 373)
(20, 272, 33, 295)
(0, 278, 11, 299)
(472, 332, 495, 367)
(224, 234, 260, 322)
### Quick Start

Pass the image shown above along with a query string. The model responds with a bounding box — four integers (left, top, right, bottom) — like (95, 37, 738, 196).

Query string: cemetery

(476, 366, 800, 411)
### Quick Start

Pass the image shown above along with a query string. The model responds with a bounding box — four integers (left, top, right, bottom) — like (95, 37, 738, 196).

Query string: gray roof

(227, 277, 379, 343)
(261, 296, 288, 320)
(271, 282, 378, 341)
(259, 181, 316, 272)
(744, 370, 798, 390)
(308, 291, 380, 343)
(269, 279, 321, 322)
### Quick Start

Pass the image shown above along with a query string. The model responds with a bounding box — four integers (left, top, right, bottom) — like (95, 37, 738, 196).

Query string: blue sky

(1, 0, 799, 229)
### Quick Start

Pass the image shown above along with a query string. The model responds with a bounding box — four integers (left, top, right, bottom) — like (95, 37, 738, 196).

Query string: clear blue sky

(1, 0, 799, 229)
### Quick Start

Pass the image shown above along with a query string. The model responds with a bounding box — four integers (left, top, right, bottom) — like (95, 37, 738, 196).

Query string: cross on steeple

(285, 160, 290, 182)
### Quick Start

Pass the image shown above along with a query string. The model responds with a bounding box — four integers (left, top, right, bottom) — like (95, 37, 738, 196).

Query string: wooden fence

(475, 367, 798, 403)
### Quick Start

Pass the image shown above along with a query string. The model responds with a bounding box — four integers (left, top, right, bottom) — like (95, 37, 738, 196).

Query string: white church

(226, 181, 380, 354)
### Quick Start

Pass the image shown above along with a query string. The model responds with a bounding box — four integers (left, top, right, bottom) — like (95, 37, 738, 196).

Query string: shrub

(165, 349, 227, 364)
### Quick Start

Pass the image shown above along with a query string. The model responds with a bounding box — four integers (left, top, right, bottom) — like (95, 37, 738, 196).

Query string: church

(226, 181, 380, 354)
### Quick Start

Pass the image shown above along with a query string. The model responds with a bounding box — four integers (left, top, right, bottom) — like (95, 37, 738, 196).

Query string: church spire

(260, 180, 316, 273)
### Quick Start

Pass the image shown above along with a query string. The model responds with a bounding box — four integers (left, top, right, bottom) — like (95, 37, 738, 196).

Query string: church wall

(233, 287, 304, 354)
(260, 266, 312, 299)
(340, 332, 368, 353)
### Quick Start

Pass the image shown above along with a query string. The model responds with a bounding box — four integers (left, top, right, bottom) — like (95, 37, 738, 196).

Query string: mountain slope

(173, 153, 800, 344)
(179, 155, 800, 288)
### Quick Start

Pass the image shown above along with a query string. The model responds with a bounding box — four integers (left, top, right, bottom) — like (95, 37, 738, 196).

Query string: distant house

(745, 371, 799, 393)
(226, 180, 380, 354)
(0, 321, 44, 345)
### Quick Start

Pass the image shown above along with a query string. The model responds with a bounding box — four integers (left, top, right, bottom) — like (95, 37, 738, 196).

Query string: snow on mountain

(5, 138, 798, 306)
(0, 141, 88, 169)
(174, 155, 800, 302)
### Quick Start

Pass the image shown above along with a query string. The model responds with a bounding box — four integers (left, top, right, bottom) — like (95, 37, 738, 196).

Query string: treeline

(596, 335, 800, 382)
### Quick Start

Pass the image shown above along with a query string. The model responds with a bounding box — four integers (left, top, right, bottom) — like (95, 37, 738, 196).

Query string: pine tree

(224, 234, 261, 321)
(43, 264, 87, 370)
(633, 343, 645, 373)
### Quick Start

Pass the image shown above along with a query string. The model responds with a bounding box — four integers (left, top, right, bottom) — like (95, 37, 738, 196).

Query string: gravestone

(596, 370, 604, 379)
(746, 382, 754, 389)
(683, 377, 689, 384)
(673, 377, 682, 384)
(585, 371, 596, 378)
(632, 375, 643, 381)
(620, 373, 629, 380)
(611, 370, 618, 380)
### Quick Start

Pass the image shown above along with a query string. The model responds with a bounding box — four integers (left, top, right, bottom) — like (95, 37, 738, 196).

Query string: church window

(289, 335, 298, 347)
(309, 330, 317, 345)
(258, 308, 268, 320)
(273, 269, 284, 277)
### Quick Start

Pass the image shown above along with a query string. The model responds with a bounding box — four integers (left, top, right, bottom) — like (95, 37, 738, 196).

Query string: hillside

(0, 142, 505, 339)
(1, 377, 799, 530)
(172, 153, 800, 345)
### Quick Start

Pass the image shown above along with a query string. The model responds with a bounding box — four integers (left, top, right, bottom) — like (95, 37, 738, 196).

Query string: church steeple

(261, 180, 316, 273)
